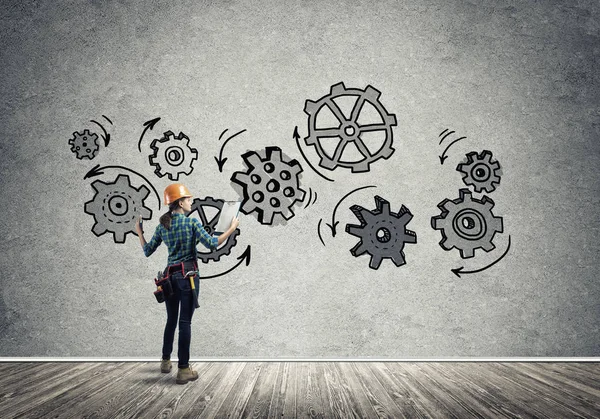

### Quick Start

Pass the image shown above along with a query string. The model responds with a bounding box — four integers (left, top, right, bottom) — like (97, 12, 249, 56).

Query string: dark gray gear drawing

(345, 196, 417, 270)
(84, 174, 152, 244)
(304, 82, 397, 173)
(457, 150, 501, 193)
(231, 146, 306, 225)
(186, 196, 240, 263)
(69, 129, 100, 160)
(149, 131, 198, 180)
(431, 189, 504, 259)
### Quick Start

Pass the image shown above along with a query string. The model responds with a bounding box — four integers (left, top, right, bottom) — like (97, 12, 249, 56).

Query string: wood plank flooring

(0, 362, 598, 418)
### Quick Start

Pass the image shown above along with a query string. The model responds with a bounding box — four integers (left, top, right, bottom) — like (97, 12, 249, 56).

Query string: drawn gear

(231, 146, 306, 225)
(69, 129, 100, 160)
(345, 196, 417, 270)
(186, 197, 240, 263)
(457, 150, 501, 193)
(431, 189, 504, 259)
(304, 82, 397, 173)
(149, 131, 198, 181)
(164, 183, 192, 205)
(84, 174, 153, 244)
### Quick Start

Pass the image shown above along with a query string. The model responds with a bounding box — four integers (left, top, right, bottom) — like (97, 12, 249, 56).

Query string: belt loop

(180, 262, 184, 277)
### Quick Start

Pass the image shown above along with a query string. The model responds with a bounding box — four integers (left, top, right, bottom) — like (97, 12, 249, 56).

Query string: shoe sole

(176, 375, 199, 385)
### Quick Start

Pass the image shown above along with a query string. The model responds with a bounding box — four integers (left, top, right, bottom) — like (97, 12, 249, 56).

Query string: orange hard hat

(164, 184, 192, 205)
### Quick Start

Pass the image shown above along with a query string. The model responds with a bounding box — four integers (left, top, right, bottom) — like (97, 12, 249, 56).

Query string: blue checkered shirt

(143, 213, 218, 265)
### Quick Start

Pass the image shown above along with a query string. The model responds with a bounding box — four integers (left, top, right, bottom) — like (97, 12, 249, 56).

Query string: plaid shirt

(143, 213, 218, 265)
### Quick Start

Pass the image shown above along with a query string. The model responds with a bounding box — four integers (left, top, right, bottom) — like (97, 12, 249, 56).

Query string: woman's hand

(135, 215, 144, 236)
(229, 216, 240, 231)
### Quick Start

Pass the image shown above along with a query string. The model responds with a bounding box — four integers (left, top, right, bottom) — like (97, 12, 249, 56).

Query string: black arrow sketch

(90, 119, 110, 147)
(199, 245, 251, 280)
(214, 128, 247, 172)
(294, 126, 334, 182)
(452, 235, 512, 278)
(84, 164, 161, 210)
(326, 185, 376, 237)
(137, 117, 161, 152)
(317, 218, 326, 246)
(439, 136, 466, 165)
(438, 129, 455, 145)
(102, 115, 113, 125)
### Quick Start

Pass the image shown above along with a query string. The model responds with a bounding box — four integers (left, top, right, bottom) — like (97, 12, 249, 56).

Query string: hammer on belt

(185, 270, 200, 308)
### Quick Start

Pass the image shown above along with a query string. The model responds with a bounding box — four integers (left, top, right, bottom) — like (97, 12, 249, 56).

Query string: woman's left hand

(134, 215, 144, 235)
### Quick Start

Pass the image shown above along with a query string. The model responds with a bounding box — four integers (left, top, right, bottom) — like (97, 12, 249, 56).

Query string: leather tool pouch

(153, 271, 173, 303)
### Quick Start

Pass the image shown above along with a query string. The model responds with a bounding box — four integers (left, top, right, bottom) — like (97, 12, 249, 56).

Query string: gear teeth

(384, 113, 397, 126)
(351, 160, 370, 173)
(350, 205, 367, 224)
(92, 222, 107, 236)
(369, 254, 384, 270)
(363, 85, 382, 101)
(380, 145, 395, 159)
(319, 156, 338, 170)
(391, 252, 406, 267)
(350, 241, 368, 257)
(346, 224, 364, 237)
(461, 247, 475, 259)
(398, 211, 413, 225)
(330, 82, 346, 95)
(266, 146, 283, 162)
(304, 134, 318, 146)
(304, 99, 319, 115)
(261, 208, 275, 225)
(482, 241, 496, 252)
(245, 152, 263, 168)
(374, 196, 390, 214)
(403, 230, 417, 244)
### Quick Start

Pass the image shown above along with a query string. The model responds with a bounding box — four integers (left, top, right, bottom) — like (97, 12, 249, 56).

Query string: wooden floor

(0, 362, 598, 418)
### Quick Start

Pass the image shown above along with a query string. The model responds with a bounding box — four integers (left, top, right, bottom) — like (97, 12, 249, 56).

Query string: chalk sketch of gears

(186, 197, 240, 263)
(304, 82, 397, 173)
(457, 150, 501, 193)
(231, 146, 306, 225)
(69, 129, 99, 160)
(345, 196, 417, 270)
(149, 131, 198, 180)
(84, 174, 152, 244)
(431, 189, 504, 259)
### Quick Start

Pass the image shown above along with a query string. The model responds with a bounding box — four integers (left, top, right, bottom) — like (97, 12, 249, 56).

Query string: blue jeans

(162, 269, 199, 368)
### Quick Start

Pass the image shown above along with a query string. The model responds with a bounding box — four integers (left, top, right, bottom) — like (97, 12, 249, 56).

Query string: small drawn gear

(231, 146, 306, 225)
(186, 197, 240, 263)
(304, 82, 397, 173)
(431, 189, 504, 259)
(149, 131, 198, 180)
(345, 196, 417, 270)
(84, 174, 152, 244)
(69, 129, 99, 160)
(457, 150, 501, 193)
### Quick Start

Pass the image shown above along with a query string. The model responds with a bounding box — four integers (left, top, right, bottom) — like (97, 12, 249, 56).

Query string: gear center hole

(462, 217, 476, 229)
(376, 227, 391, 243)
(344, 126, 355, 136)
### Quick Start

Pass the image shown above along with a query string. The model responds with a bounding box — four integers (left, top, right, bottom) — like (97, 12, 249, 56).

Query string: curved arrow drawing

(294, 126, 334, 182)
(326, 185, 376, 237)
(137, 117, 161, 152)
(439, 136, 466, 165)
(84, 164, 161, 210)
(90, 119, 110, 147)
(452, 235, 512, 278)
(214, 128, 246, 172)
(199, 245, 251, 280)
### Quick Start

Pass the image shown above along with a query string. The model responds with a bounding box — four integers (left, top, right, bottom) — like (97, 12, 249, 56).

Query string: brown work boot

(160, 359, 172, 373)
(176, 366, 199, 384)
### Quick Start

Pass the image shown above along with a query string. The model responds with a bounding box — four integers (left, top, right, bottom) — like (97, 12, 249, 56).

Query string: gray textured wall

(0, 0, 598, 358)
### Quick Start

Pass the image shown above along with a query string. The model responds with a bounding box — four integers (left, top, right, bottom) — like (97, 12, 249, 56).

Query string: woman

(135, 183, 239, 384)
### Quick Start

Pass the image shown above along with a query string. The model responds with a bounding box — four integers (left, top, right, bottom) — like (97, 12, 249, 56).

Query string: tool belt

(153, 259, 198, 304)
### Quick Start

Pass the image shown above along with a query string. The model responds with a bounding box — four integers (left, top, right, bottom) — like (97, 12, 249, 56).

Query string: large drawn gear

(149, 131, 198, 180)
(231, 146, 306, 225)
(69, 129, 99, 160)
(186, 197, 240, 263)
(431, 189, 504, 259)
(457, 150, 501, 193)
(304, 82, 397, 173)
(84, 174, 152, 244)
(345, 196, 417, 270)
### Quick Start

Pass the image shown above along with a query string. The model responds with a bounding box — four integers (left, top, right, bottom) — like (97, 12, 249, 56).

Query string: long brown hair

(159, 198, 184, 230)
